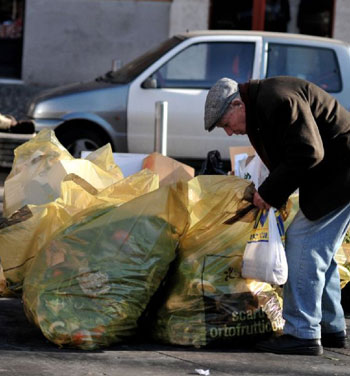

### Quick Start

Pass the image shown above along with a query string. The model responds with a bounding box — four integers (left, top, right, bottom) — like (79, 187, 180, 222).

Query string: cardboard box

(142, 152, 195, 186)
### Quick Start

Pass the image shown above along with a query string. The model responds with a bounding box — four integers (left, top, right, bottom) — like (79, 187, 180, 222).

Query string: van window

(266, 43, 342, 92)
(98, 36, 184, 84)
(153, 42, 255, 89)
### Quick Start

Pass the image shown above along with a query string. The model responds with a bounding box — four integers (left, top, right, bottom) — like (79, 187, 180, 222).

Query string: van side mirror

(142, 76, 158, 89)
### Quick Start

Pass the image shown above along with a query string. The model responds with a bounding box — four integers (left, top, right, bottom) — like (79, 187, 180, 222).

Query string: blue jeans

(283, 202, 350, 339)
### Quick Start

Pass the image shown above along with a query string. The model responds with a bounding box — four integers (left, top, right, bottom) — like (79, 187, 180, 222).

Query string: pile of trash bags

(0, 129, 349, 350)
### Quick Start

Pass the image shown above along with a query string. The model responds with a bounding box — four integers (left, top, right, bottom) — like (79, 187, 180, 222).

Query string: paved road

(0, 297, 349, 376)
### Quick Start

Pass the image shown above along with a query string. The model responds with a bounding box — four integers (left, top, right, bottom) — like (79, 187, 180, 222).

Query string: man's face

(217, 100, 247, 136)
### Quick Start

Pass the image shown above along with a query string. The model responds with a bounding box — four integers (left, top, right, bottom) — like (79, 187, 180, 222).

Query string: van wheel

(57, 129, 107, 158)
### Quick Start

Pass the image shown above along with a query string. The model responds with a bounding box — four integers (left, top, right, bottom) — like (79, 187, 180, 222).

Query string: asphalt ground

(0, 297, 349, 376)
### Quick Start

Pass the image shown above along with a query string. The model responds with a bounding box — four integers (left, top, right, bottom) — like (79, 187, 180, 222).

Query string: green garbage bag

(22, 183, 189, 349)
(152, 175, 284, 348)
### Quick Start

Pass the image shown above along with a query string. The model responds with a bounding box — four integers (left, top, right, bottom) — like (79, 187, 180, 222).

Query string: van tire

(57, 128, 107, 158)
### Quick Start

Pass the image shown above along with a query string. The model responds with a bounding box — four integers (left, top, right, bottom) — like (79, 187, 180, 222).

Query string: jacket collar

(239, 80, 260, 148)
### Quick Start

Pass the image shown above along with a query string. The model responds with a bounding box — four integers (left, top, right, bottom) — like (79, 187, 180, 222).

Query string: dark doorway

(297, 0, 334, 37)
(210, 0, 335, 38)
(0, 0, 24, 79)
(264, 0, 290, 32)
(210, 0, 291, 32)
(210, 1, 253, 30)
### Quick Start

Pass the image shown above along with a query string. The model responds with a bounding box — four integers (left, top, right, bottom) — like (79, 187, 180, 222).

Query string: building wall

(333, 0, 350, 44)
(22, 0, 171, 86)
(169, 0, 209, 36)
(21, 0, 349, 88)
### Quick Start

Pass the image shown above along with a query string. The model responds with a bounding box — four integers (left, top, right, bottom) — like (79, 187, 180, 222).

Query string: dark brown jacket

(239, 76, 350, 220)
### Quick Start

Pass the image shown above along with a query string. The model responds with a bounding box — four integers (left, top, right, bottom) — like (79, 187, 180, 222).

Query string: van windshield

(96, 36, 185, 84)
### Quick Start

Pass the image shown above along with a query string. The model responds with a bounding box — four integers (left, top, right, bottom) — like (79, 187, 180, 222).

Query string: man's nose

(224, 126, 233, 136)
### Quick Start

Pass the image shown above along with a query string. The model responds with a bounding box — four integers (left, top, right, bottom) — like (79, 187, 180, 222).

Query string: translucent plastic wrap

(3, 129, 123, 217)
(152, 175, 285, 348)
(22, 183, 189, 349)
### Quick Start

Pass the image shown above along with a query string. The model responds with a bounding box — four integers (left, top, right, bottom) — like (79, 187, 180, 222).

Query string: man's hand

(253, 191, 271, 210)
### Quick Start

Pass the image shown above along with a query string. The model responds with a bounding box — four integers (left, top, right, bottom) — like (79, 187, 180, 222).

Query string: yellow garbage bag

(0, 169, 158, 294)
(152, 175, 284, 348)
(84, 143, 123, 177)
(283, 193, 299, 230)
(3, 129, 123, 217)
(335, 243, 350, 289)
(22, 183, 189, 350)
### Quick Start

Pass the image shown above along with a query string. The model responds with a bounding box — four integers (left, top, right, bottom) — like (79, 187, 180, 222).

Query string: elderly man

(204, 76, 350, 355)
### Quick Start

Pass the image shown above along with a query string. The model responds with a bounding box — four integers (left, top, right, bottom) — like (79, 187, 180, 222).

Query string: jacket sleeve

(257, 98, 324, 208)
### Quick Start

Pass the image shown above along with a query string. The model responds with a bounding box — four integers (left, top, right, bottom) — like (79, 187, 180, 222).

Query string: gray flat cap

(204, 77, 239, 132)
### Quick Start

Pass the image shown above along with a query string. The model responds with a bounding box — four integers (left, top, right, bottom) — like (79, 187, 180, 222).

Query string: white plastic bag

(238, 154, 288, 285)
(241, 208, 288, 285)
(237, 154, 269, 188)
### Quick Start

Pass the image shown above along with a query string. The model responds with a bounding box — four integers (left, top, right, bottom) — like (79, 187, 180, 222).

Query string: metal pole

(154, 101, 168, 156)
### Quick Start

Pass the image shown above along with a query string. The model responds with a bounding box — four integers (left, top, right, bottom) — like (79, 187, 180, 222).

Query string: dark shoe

(322, 330, 347, 348)
(256, 334, 323, 355)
